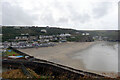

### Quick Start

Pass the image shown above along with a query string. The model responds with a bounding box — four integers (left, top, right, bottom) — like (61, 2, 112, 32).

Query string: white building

(86, 33, 89, 35)
(59, 33, 71, 37)
(82, 33, 89, 36)
(82, 33, 85, 35)
(41, 29, 47, 33)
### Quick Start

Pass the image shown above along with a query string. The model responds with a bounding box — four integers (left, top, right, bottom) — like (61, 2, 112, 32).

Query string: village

(1, 26, 106, 62)
(1, 26, 97, 49)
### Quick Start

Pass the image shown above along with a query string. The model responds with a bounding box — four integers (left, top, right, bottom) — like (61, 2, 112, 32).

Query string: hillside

(2, 26, 83, 42)
(2, 26, 119, 42)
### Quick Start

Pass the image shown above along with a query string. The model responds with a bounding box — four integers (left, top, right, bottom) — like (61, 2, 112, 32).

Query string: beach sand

(18, 42, 117, 77)
(19, 42, 94, 70)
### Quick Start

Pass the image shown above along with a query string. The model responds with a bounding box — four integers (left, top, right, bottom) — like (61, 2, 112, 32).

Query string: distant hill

(86, 30, 119, 41)
(2, 26, 119, 42)
(2, 26, 83, 42)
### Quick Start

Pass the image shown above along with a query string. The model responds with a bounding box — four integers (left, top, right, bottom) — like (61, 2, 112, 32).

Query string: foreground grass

(1, 68, 120, 80)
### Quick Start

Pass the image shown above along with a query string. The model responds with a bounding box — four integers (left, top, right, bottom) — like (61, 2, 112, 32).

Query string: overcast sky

(2, 0, 119, 30)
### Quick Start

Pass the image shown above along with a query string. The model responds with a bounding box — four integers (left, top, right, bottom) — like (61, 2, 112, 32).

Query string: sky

(1, 0, 119, 30)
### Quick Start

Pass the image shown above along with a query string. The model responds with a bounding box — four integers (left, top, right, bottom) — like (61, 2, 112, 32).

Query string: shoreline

(18, 42, 95, 70)
(18, 41, 118, 77)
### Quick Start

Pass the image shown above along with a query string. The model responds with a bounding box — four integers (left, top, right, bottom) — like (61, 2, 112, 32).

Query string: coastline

(18, 42, 95, 70)
(18, 41, 118, 77)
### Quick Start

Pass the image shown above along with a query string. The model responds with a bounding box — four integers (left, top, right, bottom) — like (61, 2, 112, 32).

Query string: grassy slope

(3, 49, 19, 56)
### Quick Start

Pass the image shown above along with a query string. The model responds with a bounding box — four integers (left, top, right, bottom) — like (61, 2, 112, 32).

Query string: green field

(3, 49, 20, 56)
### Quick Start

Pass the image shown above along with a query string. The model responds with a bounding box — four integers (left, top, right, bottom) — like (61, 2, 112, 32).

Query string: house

(59, 33, 71, 37)
(82, 33, 85, 35)
(86, 33, 90, 35)
(28, 36, 38, 41)
(15, 34, 29, 41)
(59, 33, 71, 40)
(82, 33, 89, 36)
(41, 29, 47, 33)
(39, 35, 54, 42)
(16, 36, 28, 41)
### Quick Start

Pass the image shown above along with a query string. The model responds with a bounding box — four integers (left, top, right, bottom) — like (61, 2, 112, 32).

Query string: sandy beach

(19, 42, 94, 70)
(18, 42, 118, 77)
